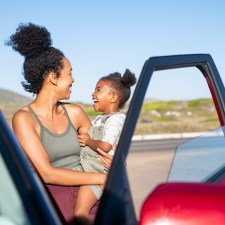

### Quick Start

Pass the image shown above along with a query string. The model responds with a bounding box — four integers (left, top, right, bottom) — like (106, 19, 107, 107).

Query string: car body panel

(139, 182, 225, 225)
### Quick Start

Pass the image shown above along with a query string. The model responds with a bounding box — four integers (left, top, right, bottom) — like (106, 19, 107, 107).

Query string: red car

(1, 54, 225, 225)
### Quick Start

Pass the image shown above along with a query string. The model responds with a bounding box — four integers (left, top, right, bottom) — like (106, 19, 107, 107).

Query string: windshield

(168, 126, 225, 182)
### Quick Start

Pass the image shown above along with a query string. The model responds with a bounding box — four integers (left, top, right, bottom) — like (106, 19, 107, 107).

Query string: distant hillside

(0, 88, 220, 134)
(0, 88, 32, 125)
(0, 88, 31, 105)
(135, 98, 219, 135)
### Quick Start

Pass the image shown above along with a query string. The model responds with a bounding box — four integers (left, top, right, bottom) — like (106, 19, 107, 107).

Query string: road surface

(126, 138, 191, 218)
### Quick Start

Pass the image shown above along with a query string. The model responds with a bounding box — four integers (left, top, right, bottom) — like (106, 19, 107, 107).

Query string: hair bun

(6, 22, 52, 58)
(121, 69, 137, 88)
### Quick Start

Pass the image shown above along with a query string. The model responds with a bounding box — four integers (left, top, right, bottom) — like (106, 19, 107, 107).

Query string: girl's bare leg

(74, 185, 97, 220)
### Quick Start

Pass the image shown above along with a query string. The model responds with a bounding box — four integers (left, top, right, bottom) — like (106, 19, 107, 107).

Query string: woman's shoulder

(61, 102, 85, 114)
(13, 106, 31, 119)
(12, 106, 34, 127)
(61, 102, 88, 123)
(60, 102, 91, 130)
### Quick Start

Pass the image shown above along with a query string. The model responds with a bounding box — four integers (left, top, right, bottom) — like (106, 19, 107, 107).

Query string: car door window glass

(126, 67, 220, 218)
(169, 126, 225, 182)
(0, 153, 31, 225)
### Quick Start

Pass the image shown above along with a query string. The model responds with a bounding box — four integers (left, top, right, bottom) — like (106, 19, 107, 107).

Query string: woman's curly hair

(6, 23, 64, 94)
(100, 69, 137, 108)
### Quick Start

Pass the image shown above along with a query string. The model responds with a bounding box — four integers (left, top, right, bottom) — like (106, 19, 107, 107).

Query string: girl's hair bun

(6, 22, 52, 58)
(121, 69, 137, 88)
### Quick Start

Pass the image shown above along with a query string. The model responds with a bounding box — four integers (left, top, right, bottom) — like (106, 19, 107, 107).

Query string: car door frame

(95, 54, 225, 225)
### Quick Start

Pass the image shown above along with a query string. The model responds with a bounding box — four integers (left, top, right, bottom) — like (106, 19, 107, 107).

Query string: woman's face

(56, 57, 74, 100)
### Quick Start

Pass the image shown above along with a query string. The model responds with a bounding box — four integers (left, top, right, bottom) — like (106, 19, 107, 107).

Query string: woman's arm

(97, 147, 127, 170)
(97, 148, 113, 170)
(12, 109, 106, 186)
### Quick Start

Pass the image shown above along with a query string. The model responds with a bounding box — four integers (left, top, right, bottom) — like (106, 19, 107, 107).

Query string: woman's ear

(49, 72, 58, 86)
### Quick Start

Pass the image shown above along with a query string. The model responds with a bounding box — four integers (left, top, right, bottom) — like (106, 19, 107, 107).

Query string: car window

(168, 126, 225, 182)
(125, 66, 221, 218)
(0, 153, 31, 225)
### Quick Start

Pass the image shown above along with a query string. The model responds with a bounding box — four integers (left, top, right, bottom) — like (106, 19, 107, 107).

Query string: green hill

(0, 88, 32, 125)
(0, 88, 219, 134)
(0, 88, 31, 105)
(135, 99, 219, 134)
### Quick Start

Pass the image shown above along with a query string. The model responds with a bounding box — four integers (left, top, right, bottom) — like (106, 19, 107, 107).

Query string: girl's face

(92, 80, 115, 113)
(56, 57, 74, 100)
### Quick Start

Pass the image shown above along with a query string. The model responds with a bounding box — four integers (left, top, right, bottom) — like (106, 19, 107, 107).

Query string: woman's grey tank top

(27, 104, 81, 169)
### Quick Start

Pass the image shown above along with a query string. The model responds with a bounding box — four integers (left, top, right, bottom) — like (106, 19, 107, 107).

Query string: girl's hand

(78, 132, 90, 147)
(97, 148, 113, 170)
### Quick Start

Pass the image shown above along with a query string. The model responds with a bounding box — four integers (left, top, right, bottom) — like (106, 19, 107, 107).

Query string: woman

(6, 22, 112, 224)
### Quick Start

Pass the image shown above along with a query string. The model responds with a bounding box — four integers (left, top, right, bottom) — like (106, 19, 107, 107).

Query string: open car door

(95, 54, 225, 225)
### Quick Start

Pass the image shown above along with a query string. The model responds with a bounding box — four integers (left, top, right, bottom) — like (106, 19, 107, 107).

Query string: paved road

(130, 137, 191, 152)
(126, 138, 191, 218)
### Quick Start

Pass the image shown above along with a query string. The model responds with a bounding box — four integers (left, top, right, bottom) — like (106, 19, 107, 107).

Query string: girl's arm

(78, 114, 125, 152)
(78, 132, 112, 152)
(12, 109, 106, 186)
(66, 103, 112, 151)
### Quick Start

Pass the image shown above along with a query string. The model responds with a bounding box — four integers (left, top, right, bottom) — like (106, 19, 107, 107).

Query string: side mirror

(139, 182, 225, 225)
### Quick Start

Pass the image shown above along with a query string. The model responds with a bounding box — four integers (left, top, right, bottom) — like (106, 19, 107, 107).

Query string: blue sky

(1, 1, 225, 103)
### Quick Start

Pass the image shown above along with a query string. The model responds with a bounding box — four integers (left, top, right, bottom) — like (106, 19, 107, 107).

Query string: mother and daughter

(6, 23, 136, 224)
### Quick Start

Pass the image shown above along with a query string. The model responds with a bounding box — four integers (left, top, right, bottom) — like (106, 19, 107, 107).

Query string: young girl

(74, 69, 136, 220)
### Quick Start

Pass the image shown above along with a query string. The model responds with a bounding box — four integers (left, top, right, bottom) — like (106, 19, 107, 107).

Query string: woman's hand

(97, 148, 113, 170)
